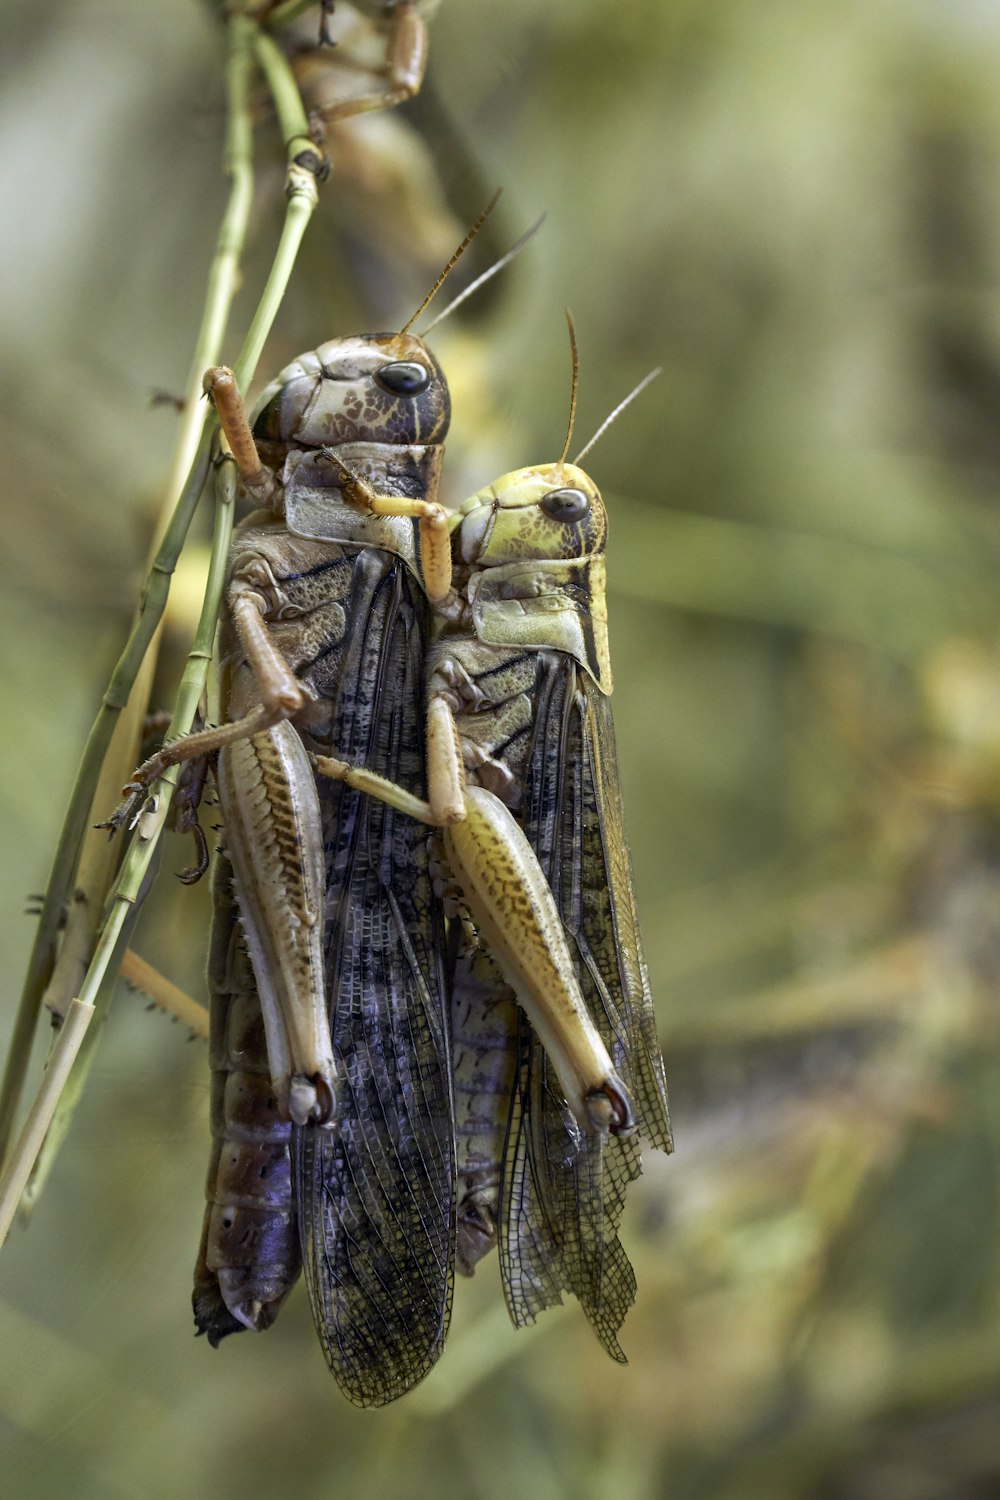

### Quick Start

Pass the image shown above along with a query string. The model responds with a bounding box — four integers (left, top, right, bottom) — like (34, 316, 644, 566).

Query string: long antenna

(397, 189, 502, 336)
(557, 309, 579, 467)
(573, 367, 662, 467)
(421, 213, 547, 334)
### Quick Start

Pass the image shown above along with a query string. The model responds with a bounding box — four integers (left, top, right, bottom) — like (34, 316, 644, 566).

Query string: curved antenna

(397, 189, 502, 336)
(557, 308, 579, 467)
(421, 212, 547, 334)
(573, 366, 662, 467)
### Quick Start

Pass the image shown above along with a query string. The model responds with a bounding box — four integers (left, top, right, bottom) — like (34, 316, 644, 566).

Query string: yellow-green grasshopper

(317, 324, 673, 1358)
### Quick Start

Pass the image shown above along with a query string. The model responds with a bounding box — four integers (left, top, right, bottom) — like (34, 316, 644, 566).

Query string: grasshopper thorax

(253, 331, 450, 452)
(455, 462, 608, 567)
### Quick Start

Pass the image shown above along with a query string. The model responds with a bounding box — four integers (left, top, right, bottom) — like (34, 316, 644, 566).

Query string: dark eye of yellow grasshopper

(376, 361, 430, 396)
(541, 486, 589, 522)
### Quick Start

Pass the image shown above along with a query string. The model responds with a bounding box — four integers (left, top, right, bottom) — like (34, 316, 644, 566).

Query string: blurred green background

(3, 2, 1000, 1496)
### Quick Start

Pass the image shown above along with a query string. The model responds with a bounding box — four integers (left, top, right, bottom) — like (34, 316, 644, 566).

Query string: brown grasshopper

(195, 326, 454, 1409)
(111, 321, 455, 1406)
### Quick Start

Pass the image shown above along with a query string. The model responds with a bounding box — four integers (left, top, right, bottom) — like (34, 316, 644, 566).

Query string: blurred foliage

(3, 1, 1000, 1497)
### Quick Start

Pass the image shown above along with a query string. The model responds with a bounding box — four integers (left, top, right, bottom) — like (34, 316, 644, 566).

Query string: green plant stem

(82, 458, 238, 1010)
(1, 9, 321, 1213)
(0, 16, 256, 1171)
(23, 447, 239, 1206)
(154, 16, 257, 545)
(0, 1002, 95, 1249)
(252, 24, 324, 177)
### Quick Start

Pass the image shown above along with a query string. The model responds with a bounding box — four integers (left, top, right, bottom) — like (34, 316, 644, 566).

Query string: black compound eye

(375, 361, 430, 396)
(541, 486, 590, 522)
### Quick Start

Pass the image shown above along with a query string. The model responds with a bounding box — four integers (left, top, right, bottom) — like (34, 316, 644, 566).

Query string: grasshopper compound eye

(541, 486, 590, 522)
(376, 361, 431, 396)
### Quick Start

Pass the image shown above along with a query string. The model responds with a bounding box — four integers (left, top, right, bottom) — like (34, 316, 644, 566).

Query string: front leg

(320, 447, 453, 601)
(204, 366, 280, 509)
(99, 583, 307, 836)
(102, 367, 293, 837)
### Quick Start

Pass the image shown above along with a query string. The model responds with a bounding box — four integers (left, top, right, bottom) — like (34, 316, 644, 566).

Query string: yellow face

(453, 462, 608, 567)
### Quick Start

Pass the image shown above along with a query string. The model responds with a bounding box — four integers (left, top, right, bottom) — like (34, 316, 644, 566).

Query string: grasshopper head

(253, 331, 450, 451)
(455, 461, 608, 567)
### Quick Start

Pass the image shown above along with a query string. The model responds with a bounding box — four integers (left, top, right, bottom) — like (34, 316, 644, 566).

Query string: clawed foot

(96, 780, 153, 839)
(175, 787, 211, 885)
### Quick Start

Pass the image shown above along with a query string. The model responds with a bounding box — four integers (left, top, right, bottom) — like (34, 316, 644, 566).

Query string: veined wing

(294, 548, 454, 1407)
(500, 652, 671, 1359)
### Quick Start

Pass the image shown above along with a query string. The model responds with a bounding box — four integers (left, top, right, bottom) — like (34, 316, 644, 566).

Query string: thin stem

(253, 26, 326, 180)
(154, 15, 257, 547)
(79, 463, 235, 1001)
(0, 1002, 95, 1249)
(2, 15, 321, 1211)
(21, 457, 238, 1211)
(236, 175, 319, 388)
(0, 16, 256, 1170)
(0, 430, 213, 1174)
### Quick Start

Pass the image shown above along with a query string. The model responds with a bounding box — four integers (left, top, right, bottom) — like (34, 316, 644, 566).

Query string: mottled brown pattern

(193, 859, 300, 1344)
(196, 334, 454, 1406)
(254, 333, 449, 451)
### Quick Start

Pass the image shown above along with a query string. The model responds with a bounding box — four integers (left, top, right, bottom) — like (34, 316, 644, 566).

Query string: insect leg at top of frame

(294, 2, 432, 128)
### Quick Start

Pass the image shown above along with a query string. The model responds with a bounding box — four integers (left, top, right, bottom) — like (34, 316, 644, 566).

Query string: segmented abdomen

(193, 855, 301, 1344)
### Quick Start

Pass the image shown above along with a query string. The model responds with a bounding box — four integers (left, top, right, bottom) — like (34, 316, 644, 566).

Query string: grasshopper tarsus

(290, 1072, 337, 1130)
(588, 1077, 638, 1139)
(175, 797, 210, 885)
(97, 777, 152, 839)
